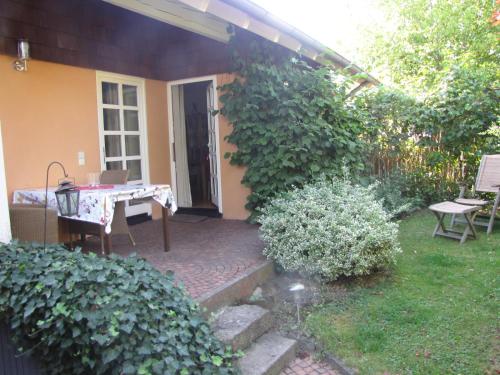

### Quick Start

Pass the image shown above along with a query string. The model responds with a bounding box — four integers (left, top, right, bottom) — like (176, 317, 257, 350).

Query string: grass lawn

(306, 210, 499, 374)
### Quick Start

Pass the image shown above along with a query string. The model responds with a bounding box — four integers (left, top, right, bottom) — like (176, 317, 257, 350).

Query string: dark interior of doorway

(182, 81, 218, 215)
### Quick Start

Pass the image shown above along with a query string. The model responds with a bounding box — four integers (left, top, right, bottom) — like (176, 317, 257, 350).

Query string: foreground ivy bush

(259, 178, 401, 282)
(0, 243, 235, 374)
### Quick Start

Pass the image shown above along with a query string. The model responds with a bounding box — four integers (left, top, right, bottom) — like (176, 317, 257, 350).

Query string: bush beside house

(0, 243, 235, 375)
(259, 178, 401, 282)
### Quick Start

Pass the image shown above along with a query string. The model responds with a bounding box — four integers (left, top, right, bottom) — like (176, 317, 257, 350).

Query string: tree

(365, 0, 499, 92)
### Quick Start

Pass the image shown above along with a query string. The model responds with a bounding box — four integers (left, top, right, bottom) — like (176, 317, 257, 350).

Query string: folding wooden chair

(451, 154, 500, 235)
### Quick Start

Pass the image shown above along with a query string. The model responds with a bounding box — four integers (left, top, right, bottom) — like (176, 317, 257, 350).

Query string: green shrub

(373, 173, 423, 218)
(0, 243, 235, 375)
(259, 178, 401, 282)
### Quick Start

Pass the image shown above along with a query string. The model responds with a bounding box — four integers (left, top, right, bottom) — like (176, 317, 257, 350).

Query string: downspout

(347, 80, 371, 98)
(0, 121, 12, 244)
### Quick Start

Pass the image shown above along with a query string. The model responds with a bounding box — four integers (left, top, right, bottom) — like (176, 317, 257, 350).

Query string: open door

(169, 77, 221, 215)
(206, 82, 219, 207)
(97, 72, 151, 218)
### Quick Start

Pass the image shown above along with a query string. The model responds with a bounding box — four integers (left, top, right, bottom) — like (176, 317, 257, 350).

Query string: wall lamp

(13, 39, 30, 72)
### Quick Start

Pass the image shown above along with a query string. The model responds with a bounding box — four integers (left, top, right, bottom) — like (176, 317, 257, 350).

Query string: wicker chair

(9, 204, 59, 244)
(69, 170, 135, 253)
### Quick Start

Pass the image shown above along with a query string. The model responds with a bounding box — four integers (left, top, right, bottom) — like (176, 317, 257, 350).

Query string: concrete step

(198, 261, 275, 315)
(213, 305, 272, 351)
(238, 333, 297, 375)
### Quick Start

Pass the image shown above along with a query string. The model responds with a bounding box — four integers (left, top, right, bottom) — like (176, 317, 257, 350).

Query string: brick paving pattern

(79, 218, 339, 374)
(282, 355, 339, 375)
(80, 217, 266, 299)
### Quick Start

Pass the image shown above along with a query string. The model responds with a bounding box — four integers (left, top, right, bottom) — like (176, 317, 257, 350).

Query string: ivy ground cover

(307, 210, 499, 374)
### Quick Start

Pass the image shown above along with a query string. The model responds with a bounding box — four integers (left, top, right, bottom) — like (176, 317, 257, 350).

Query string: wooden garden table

(429, 201, 481, 244)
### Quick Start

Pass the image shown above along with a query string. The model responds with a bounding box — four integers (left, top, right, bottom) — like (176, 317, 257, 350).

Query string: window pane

(125, 135, 141, 156)
(103, 109, 120, 131)
(105, 135, 122, 157)
(123, 85, 138, 106)
(106, 161, 123, 171)
(126, 160, 142, 181)
(102, 82, 118, 105)
(124, 110, 139, 131)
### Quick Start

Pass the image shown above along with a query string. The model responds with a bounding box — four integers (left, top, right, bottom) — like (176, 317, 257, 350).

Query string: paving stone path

(82, 219, 341, 374)
(82, 218, 267, 298)
(282, 356, 339, 375)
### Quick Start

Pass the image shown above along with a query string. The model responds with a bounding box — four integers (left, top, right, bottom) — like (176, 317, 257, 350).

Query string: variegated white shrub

(259, 178, 401, 282)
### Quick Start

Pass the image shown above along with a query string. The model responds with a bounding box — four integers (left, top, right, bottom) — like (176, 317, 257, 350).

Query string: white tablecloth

(13, 184, 177, 234)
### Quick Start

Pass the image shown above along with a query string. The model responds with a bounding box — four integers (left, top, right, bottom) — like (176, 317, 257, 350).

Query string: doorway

(168, 77, 221, 215)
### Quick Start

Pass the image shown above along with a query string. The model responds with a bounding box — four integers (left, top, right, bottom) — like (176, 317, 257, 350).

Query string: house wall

(0, 55, 249, 220)
(216, 73, 251, 220)
(0, 55, 101, 191)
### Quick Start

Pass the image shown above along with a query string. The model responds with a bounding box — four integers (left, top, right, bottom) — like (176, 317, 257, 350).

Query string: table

(428, 201, 481, 244)
(13, 184, 177, 253)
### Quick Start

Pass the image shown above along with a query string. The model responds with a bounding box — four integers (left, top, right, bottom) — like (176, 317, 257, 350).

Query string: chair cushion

(455, 198, 489, 206)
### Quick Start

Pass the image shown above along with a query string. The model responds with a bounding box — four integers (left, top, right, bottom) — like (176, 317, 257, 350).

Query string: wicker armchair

(9, 204, 59, 244)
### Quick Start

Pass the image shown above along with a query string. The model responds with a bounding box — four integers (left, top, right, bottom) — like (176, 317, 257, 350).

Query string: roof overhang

(102, 0, 378, 85)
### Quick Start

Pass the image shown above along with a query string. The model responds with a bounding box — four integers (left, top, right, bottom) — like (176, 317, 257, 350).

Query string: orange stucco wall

(145, 79, 171, 219)
(0, 55, 101, 193)
(216, 73, 251, 220)
(0, 55, 250, 221)
(0, 55, 171, 220)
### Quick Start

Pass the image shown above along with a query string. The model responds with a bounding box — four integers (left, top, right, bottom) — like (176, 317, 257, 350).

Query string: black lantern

(44, 161, 80, 249)
(55, 180, 80, 217)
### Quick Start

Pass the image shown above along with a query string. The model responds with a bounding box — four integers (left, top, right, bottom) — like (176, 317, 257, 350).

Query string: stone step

(213, 305, 272, 351)
(238, 333, 297, 375)
(198, 261, 275, 315)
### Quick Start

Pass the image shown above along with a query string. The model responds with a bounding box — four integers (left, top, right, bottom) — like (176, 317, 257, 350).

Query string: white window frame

(96, 71, 151, 216)
(166, 75, 223, 214)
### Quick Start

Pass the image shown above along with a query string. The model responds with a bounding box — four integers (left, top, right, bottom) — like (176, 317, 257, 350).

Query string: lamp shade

(55, 181, 79, 216)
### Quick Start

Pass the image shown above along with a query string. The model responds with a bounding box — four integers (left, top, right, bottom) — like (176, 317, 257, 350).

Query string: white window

(96, 72, 150, 216)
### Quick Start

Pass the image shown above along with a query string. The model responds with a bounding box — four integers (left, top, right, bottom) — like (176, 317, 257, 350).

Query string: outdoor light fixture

(289, 283, 305, 324)
(13, 39, 30, 72)
(44, 161, 80, 248)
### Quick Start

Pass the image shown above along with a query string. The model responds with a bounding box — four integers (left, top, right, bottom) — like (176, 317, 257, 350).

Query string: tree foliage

(357, 0, 499, 201)
(367, 0, 499, 92)
(358, 66, 499, 203)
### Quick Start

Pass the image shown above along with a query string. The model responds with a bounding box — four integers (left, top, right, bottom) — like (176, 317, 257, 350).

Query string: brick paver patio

(80, 217, 266, 299)
(80, 217, 339, 374)
(281, 355, 339, 375)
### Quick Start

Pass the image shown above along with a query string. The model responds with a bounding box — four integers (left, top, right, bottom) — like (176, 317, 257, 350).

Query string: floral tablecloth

(13, 184, 177, 234)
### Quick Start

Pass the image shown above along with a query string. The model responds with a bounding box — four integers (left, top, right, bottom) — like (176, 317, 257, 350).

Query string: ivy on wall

(218, 38, 366, 216)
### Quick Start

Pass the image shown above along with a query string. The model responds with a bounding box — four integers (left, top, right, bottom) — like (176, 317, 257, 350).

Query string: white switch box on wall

(78, 151, 85, 166)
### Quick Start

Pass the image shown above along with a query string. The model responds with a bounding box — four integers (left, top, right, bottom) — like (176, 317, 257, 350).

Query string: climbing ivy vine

(218, 38, 366, 216)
